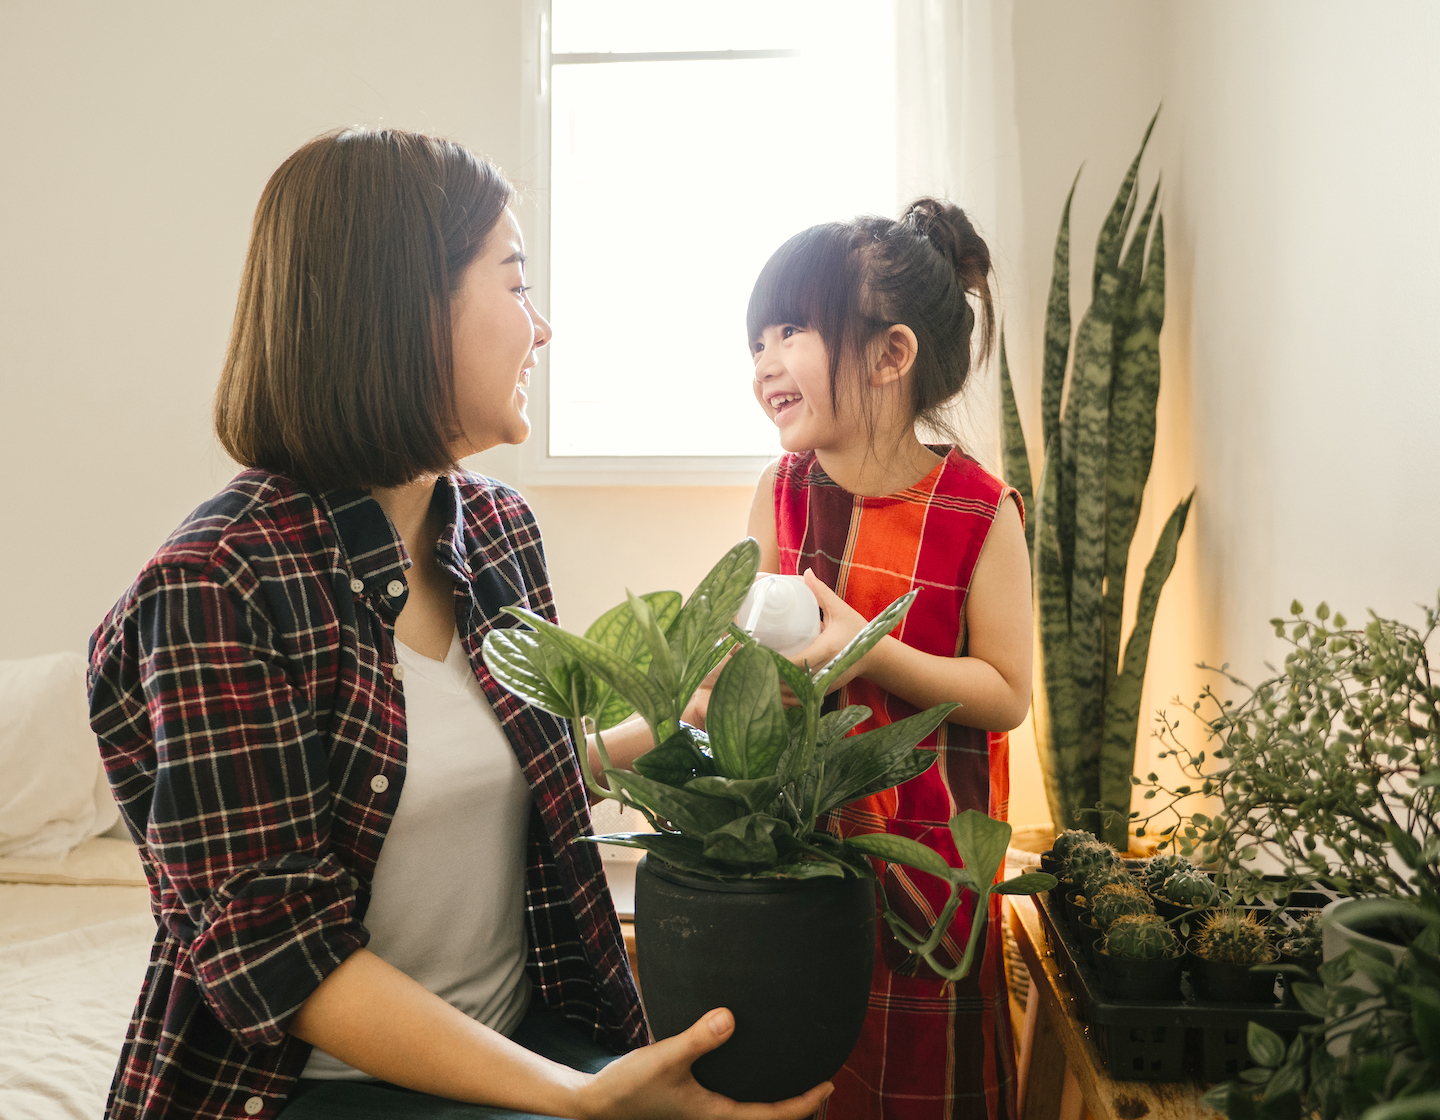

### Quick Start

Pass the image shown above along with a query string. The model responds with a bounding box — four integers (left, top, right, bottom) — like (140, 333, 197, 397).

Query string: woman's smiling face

(449, 207, 552, 457)
(752, 323, 851, 454)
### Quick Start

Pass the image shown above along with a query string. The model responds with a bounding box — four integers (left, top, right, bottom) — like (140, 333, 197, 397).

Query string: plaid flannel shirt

(88, 469, 645, 1120)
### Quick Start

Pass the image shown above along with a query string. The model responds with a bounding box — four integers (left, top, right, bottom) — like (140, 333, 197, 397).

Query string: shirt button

(370, 774, 389, 794)
(393, 663, 406, 681)
(244, 1098, 264, 1116)
(386, 579, 406, 597)
(349, 578, 365, 594)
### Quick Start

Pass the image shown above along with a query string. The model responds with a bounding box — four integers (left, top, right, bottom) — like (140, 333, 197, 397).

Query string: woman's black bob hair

(746, 198, 995, 442)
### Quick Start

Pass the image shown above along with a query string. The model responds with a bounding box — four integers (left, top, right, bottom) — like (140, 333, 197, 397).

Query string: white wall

(0, 2, 757, 664)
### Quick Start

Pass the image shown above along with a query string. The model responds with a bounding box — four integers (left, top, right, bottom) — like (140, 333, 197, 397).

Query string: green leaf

(760, 641, 818, 705)
(633, 725, 717, 786)
(602, 769, 739, 837)
(998, 331, 1035, 563)
(813, 590, 917, 696)
(1092, 108, 1158, 297)
(1097, 490, 1192, 847)
(685, 775, 782, 814)
(812, 704, 954, 817)
(580, 831, 731, 880)
(1247, 1021, 1287, 1068)
(1410, 986, 1440, 1061)
(844, 832, 953, 881)
(1328, 896, 1439, 933)
(707, 641, 788, 779)
(583, 591, 683, 729)
(671, 539, 761, 698)
(702, 813, 789, 867)
(765, 859, 847, 880)
(949, 809, 1012, 890)
(1042, 169, 1079, 457)
(626, 590, 681, 698)
(992, 872, 1058, 896)
(1292, 981, 1327, 1018)
(481, 629, 585, 720)
(1360, 1092, 1440, 1120)
(836, 748, 939, 808)
(817, 706, 871, 746)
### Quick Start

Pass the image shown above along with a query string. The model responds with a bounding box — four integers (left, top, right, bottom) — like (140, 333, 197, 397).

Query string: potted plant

(1082, 883, 1156, 964)
(1188, 909, 1279, 1004)
(1152, 868, 1221, 923)
(482, 538, 1055, 1103)
(998, 108, 1194, 850)
(1094, 914, 1184, 1000)
(1277, 912, 1323, 1007)
(1129, 594, 1440, 1116)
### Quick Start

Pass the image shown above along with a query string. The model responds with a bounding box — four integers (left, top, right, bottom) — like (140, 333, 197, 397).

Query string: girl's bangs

(745, 224, 860, 350)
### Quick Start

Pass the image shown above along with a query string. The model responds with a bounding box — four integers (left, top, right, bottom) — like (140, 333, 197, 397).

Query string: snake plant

(481, 538, 1055, 980)
(1000, 109, 1194, 849)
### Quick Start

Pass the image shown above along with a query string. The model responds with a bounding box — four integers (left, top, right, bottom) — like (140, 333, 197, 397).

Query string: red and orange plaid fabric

(774, 449, 1020, 1120)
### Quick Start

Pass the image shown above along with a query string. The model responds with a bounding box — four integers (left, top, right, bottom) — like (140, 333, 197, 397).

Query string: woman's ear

(871, 324, 919, 387)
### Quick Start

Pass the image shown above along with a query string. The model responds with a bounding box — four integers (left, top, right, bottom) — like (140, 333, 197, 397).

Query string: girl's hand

(792, 570, 881, 693)
(577, 1007, 833, 1120)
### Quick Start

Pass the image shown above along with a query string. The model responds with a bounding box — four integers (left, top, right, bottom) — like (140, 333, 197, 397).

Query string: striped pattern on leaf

(998, 332, 1035, 562)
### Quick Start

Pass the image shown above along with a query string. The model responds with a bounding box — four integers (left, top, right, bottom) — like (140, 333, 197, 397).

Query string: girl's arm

(795, 499, 1032, 732)
(291, 949, 830, 1119)
(746, 461, 781, 574)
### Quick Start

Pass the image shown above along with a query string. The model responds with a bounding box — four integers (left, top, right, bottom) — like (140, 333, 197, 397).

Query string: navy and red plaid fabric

(88, 469, 645, 1120)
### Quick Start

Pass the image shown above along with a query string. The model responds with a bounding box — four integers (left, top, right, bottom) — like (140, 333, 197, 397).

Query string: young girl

(745, 201, 1033, 1120)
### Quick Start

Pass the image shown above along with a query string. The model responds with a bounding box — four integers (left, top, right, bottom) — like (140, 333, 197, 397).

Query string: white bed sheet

(0, 889, 154, 1120)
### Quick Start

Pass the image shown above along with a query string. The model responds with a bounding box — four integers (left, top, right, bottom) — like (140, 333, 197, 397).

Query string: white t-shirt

(302, 630, 534, 1080)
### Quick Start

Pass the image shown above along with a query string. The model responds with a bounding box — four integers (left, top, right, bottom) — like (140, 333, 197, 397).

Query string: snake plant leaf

(702, 812, 790, 866)
(999, 332, 1035, 562)
(817, 706, 872, 747)
(1101, 199, 1164, 705)
(685, 775, 782, 814)
(670, 539, 761, 697)
(481, 629, 585, 721)
(813, 590, 918, 696)
(1042, 169, 1079, 456)
(992, 871, 1060, 895)
(582, 832, 729, 880)
(602, 768, 740, 837)
(626, 590, 681, 699)
(812, 704, 954, 818)
(844, 832, 953, 881)
(1033, 436, 1082, 829)
(584, 591, 683, 729)
(633, 725, 717, 787)
(1097, 489, 1192, 848)
(949, 809, 1012, 892)
(707, 640, 788, 779)
(1093, 108, 1158, 297)
(506, 606, 674, 735)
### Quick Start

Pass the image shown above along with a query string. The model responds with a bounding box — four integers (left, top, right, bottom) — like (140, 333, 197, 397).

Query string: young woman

(87, 129, 832, 1120)
(743, 201, 1033, 1120)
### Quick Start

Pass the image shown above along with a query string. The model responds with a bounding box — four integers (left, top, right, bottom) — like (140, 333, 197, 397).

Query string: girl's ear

(871, 324, 919, 387)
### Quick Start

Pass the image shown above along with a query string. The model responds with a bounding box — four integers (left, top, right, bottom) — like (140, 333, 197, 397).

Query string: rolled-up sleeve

(126, 564, 368, 1050)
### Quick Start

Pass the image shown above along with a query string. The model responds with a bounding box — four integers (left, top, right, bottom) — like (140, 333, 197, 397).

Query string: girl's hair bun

(900, 198, 994, 359)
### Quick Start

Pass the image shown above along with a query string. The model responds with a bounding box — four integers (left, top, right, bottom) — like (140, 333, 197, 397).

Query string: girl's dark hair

(215, 128, 513, 490)
(746, 198, 994, 443)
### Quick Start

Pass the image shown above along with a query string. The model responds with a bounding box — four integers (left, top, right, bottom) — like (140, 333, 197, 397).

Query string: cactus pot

(1187, 939, 1280, 1004)
(1063, 889, 1088, 934)
(1278, 950, 1321, 1008)
(1151, 894, 1213, 924)
(1076, 912, 1105, 966)
(1039, 850, 1060, 878)
(634, 855, 875, 1103)
(1094, 946, 1183, 1001)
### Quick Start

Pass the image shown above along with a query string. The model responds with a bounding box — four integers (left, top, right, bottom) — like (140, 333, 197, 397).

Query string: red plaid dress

(774, 449, 1018, 1120)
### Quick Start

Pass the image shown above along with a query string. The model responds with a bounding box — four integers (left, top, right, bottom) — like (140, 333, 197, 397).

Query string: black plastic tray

(1035, 886, 1324, 1081)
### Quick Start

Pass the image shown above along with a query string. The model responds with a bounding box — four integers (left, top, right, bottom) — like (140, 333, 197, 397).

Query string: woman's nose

(528, 298, 552, 349)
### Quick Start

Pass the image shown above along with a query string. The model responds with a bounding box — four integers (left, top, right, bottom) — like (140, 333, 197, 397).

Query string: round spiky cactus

(1065, 841, 1122, 882)
(1080, 863, 1135, 898)
(1091, 884, 1156, 927)
(1052, 829, 1097, 862)
(1278, 912, 1323, 960)
(1100, 914, 1179, 960)
(1159, 869, 1220, 909)
(1142, 853, 1194, 893)
(1195, 909, 1274, 965)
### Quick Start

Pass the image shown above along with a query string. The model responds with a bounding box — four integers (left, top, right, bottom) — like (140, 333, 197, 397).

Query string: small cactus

(1194, 909, 1275, 965)
(1065, 841, 1122, 882)
(1142, 853, 1194, 893)
(1159, 869, 1220, 909)
(1278, 912, 1323, 961)
(1080, 863, 1136, 898)
(1091, 883, 1156, 927)
(1100, 914, 1179, 960)
(1052, 829, 1097, 862)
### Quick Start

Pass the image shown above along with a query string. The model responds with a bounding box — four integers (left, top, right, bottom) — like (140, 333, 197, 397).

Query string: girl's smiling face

(752, 323, 852, 454)
(449, 207, 552, 457)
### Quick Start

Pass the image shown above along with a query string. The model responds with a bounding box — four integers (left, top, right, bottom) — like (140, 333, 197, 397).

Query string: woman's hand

(791, 570, 880, 692)
(577, 1007, 833, 1120)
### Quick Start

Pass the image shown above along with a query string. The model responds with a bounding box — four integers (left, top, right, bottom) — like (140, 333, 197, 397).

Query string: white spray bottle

(735, 575, 822, 657)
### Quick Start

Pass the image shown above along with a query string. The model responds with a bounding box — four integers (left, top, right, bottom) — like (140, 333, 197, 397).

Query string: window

(519, 1, 896, 484)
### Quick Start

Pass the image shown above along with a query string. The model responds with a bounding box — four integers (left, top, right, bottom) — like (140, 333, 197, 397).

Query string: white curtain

(894, 0, 1021, 473)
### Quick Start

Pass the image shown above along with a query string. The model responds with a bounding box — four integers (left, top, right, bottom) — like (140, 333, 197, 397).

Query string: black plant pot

(1187, 940, 1280, 1004)
(1039, 851, 1059, 878)
(1277, 950, 1320, 1008)
(1076, 912, 1105, 967)
(1151, 893, 1214, 926)
(1094, 946, 1183, 1001)
(634, 855, 875, 1103)
(1063, 889, 1088, 935)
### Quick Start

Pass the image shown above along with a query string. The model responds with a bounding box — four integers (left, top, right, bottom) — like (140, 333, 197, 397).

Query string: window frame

(516, 0, 780, 486)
